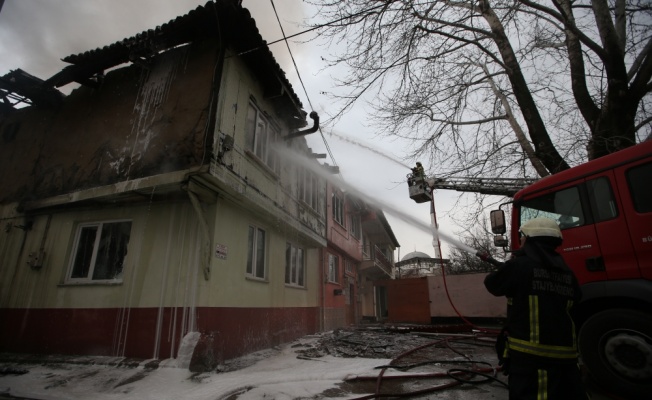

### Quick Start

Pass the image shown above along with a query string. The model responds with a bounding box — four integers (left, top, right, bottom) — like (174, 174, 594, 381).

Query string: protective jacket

(484, 239, 582, 364)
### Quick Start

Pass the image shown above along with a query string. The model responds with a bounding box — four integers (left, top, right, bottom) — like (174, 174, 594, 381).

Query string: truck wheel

(578, 309, 652, 400)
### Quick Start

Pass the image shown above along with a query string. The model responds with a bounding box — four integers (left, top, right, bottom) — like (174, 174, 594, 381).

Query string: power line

(269, 0, 341, 175)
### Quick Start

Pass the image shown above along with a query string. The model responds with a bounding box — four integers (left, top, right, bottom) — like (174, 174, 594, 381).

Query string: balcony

(360, 245, 394, 279)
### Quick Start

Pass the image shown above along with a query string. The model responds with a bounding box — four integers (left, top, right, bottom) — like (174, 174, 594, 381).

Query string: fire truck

(408, 139, 652, 398)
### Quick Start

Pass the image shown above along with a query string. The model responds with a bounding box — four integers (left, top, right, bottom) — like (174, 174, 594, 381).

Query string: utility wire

(235, 2, 386, 58)
(269, 0, 341, 177)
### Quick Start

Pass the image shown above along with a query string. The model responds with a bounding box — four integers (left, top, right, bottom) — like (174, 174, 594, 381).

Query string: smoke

(328, 130, 412, 169)
(277, 145, 479, 255)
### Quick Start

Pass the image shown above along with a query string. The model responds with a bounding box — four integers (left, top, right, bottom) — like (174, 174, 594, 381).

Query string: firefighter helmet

(520, 217, 562, 239)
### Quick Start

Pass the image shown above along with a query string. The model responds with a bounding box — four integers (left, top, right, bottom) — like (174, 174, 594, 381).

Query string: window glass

(245, 103, 257, 151)
(285, 243, 305, 287)
(298, 169, 305, 203)
(297, 248, 304, 286)
(298, 168, 319, 211)
(247, 225, 266, 279)
(520, 186, 585, 229)
(345, 259, 353, 274)
(255, 117, 267, 161)
(267, 125, 280, 174)
(349, 214, 361, 239)
(69, 221, 131, 282)
(332, 193, 344, 226)
(587, 177, 618, 222)
(328, 254, 339, 283)
(246, 101, 281, 174)
(627, 162, 652, 213)
(246, 226, 254, 275)
(255, 228, 266, 278)
(362, 235, 370, 256)
(71, 226, 98, 278)
(311, 174, 319, 210)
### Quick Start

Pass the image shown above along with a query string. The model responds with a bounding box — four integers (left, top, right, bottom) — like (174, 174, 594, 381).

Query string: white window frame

(349, 213, 361, 239)
(362, 235, 370, 257)
(246, 225, 267, 280)
(285, 242, 305, 287)
(328, 253, 339, 283)
(67, 219, 132, 283)
(345, 258, 354, 274)
(332, 192, 344, 226)
(245, 101, 281, 174)
(298, 168, 319, 211)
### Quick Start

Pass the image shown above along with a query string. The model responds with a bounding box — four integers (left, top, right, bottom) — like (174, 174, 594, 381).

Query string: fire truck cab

(490, 140, 652, 398)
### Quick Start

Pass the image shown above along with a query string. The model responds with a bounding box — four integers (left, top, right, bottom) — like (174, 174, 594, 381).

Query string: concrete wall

(428, 273, 506, 318)
(0, 194, 321, 359)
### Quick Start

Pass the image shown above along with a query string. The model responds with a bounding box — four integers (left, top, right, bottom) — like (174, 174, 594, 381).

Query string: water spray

(276, 146, 486, 258)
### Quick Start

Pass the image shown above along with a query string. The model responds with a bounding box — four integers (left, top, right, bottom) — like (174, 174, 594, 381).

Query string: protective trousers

(507, 361, 588, 400)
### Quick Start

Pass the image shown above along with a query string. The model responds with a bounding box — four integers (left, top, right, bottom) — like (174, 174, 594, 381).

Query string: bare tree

(308, 0, 652, 179)
(446, 218, 503, 274)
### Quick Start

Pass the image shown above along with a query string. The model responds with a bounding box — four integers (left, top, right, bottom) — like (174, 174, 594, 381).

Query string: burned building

(0, 1, 327, 364)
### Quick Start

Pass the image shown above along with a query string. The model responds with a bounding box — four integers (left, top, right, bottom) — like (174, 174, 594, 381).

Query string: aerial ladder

(407, 171, 538, 264)
(407, 173, 538, 203)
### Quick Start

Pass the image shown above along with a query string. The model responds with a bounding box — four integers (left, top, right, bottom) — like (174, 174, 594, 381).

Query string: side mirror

(493, 235, 509, 247)
(490, 210, 506, 234)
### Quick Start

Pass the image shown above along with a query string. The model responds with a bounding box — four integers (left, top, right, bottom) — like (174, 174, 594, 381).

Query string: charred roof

(3, 0, 304, 118)
(0, 69, 64, 114)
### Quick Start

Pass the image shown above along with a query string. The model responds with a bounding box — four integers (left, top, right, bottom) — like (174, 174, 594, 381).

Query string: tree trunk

(482, 3, 570, 173)
(589, 92, 638, 159)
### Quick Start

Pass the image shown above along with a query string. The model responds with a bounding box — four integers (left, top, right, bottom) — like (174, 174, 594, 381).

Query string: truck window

(587, 177, 618, 222)
(627, 162, 652, 213)
(520, 186, 585, 230)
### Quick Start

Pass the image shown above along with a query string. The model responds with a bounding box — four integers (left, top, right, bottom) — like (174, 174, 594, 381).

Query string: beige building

(0, 1, 328, 366)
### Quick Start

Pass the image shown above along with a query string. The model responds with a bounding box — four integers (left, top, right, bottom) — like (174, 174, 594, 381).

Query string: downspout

(319, 248, 325, 332)
(187, 190, 212, 281)
(284, 112, 319, 140)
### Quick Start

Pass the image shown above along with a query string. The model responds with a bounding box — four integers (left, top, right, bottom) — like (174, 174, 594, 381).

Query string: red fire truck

(489, 140, 652, 398)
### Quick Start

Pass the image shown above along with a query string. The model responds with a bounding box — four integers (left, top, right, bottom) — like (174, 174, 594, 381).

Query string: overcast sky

(0, 0, 487, 259)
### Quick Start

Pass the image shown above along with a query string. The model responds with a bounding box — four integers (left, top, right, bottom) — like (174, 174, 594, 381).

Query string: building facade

(321, 182, 400, 330)
(0, 1, 329, 364)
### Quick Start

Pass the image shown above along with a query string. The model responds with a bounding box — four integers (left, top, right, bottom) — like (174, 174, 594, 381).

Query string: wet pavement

(0, 325, 618, 399)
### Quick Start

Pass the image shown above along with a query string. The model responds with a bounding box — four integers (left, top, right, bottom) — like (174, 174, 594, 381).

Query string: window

(245, 101, 280, 174)
(349, 213, 361, 239)
(345, 280, 354, 305)
(345, 259, 353, 274)
(520, 186, 585, 230)
(68, 220, 132, 282)
(328, 253, 339, 283)
(298, 168, 319, 210)
(285, 243, 305, 287)
(247, 225, 266, 279)
(587, 177, 618, 222)
(332, 192, 344, 226)
(627, 162, 652, 213)
(362, 235, 371, 257)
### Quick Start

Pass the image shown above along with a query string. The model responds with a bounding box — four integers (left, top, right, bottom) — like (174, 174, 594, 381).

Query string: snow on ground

(0, 334, 399, 400)
(1, 326, 617, 400)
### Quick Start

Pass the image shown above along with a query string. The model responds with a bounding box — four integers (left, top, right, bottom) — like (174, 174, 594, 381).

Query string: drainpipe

(285, 111, 319, 140)
(319, 248, 325, 332)
(187, 190, 212, 281)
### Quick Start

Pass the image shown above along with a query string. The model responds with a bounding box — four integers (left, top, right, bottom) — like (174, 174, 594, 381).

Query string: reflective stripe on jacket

(484, 241, 582, 363)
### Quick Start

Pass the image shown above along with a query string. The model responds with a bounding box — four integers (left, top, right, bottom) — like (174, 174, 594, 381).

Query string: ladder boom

(407, 174, 538, 203)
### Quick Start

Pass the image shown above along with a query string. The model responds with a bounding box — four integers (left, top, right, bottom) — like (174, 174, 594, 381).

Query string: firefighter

(484, 217, 588, 400)
(411, 162, 425, 180)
